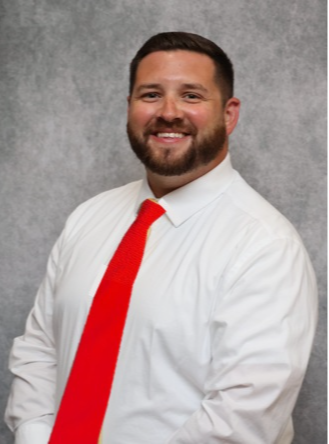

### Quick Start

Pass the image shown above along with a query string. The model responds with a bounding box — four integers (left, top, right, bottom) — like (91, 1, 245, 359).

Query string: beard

(127, 119, 227, 177)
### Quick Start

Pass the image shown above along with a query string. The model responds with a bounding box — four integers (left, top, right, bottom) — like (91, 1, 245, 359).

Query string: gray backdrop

(0, 1, 326, 443)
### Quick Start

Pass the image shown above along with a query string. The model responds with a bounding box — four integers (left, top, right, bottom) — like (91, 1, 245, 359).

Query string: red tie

(49, 199, 166, 443)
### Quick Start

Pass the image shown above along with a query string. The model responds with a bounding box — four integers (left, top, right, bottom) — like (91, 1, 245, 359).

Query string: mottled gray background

(0, 0, 326, 443)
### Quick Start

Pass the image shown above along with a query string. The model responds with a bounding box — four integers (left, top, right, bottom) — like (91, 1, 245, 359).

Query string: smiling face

(127, 50, 239, 193)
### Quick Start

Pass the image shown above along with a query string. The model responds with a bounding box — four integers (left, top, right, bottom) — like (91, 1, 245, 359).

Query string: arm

(166, 239, 317, 444)
(4, 235, 63, 444)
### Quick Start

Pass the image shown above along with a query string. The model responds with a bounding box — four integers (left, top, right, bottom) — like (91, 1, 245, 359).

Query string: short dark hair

(129, 32, 234, 103)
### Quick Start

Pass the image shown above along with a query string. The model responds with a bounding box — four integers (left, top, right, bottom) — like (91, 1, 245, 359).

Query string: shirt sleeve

(4, 233, 64, 444)
(166, 238, 318, 444)
(14, 420, 52, 444)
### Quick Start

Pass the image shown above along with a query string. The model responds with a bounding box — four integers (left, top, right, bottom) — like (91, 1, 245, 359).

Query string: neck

(147, 148, 228, 198)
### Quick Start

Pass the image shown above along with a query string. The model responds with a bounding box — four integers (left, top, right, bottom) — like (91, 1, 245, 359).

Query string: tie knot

(137, 199, 166, 226)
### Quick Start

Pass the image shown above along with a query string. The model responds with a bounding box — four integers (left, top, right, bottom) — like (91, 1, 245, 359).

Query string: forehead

(134, 50, 218, 89)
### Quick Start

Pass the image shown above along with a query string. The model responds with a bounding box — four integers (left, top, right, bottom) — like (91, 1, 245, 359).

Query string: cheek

(128, 105, 155, 128)
(185, 109, 213, 130)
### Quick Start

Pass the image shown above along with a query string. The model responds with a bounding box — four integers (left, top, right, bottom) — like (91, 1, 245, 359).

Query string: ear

(224, 97, 240, 136)
(127, 95, 131, 109)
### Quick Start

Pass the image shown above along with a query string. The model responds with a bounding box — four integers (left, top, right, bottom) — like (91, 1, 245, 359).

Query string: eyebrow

(135, 84, 162, 93)
(182, 83, 209, 93)
(135, 83, 209, 94)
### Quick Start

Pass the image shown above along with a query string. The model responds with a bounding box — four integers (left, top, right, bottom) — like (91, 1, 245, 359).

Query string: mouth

(151, 132, 191, 143)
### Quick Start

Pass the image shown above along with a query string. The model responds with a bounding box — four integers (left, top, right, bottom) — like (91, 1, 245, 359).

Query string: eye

(183, 93, 202, 102)
(141, 92, 160, 102)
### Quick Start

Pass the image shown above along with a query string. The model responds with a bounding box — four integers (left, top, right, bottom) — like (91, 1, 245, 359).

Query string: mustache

(144, 118, 197, 136)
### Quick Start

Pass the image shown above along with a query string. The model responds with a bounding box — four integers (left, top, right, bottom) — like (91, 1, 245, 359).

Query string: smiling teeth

(157, 133, 185, 138)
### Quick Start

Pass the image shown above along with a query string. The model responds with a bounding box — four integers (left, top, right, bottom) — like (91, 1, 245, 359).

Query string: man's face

(127, 50, 228, 177)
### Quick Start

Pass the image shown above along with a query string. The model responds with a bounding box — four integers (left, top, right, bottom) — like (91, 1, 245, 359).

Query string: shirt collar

(136, 153, 235, 227)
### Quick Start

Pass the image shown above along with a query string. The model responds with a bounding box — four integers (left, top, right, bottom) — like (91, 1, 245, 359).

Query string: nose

(156, 96, 183, 122)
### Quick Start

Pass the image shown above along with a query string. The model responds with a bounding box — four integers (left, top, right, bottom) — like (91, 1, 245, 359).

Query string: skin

(127, 50, 240, 198)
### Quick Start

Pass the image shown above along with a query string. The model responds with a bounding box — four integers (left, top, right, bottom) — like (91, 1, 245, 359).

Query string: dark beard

(126, 121, 227, 177)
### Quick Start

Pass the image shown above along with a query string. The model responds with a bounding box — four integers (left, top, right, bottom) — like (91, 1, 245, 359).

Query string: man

(5, 32, 317, 444)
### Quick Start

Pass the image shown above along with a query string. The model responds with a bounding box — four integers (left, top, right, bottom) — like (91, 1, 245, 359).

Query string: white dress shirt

(5, 154, 317, 444)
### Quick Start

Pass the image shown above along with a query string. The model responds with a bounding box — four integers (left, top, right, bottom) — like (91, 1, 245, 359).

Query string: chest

(52, 205, 248, 382)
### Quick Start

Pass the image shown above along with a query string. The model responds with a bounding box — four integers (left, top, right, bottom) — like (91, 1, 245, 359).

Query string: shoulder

(63, 180, 142, 236)
(223, 171, 302, 245)
(217, 172, 317, 302)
